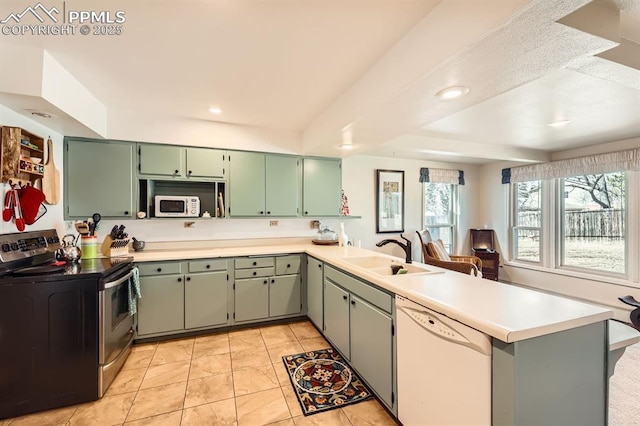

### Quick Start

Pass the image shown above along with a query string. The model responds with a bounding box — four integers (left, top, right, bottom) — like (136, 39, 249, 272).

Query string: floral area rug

(282, 348, 373, 416)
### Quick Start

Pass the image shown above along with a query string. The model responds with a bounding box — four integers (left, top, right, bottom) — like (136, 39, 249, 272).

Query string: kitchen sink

(342, 256, 442, 276)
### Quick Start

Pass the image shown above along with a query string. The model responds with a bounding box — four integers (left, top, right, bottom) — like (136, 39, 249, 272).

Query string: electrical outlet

(269, 220, 278, 227)
(311, 220, 320, 229)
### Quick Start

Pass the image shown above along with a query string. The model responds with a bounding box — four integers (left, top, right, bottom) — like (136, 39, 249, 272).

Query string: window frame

(422, 182, 457, 253)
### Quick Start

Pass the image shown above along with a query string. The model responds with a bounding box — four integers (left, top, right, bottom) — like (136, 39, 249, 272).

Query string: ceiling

(1, 0, 640, 164)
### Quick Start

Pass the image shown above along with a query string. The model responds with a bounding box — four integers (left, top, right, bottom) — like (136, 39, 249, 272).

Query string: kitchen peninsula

(132, 242, 620, 426)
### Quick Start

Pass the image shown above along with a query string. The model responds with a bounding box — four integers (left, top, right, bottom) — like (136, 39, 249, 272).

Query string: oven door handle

(103, 269, 135, 290)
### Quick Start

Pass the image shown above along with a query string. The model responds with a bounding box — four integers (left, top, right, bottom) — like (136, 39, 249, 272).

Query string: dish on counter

(312, 239, 339, 245)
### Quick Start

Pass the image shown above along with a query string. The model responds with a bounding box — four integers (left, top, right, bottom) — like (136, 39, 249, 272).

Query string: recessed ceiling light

(547, 119, 571, 128)
(339, 143, 356, 150)
(435, 86, 469, 100)
(209, 107, 222, 114)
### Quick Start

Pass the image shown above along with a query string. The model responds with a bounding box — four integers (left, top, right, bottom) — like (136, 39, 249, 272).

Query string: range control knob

(1, 243, 11, 252)
(10, 242, 19, 251)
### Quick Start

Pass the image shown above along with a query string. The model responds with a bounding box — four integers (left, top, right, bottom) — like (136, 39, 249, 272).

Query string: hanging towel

(128, 266, 142, 316)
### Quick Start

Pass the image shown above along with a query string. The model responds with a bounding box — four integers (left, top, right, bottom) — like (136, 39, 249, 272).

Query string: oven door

(100, 268, 135, 366)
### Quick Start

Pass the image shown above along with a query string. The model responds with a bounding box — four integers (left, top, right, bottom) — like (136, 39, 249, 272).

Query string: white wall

(341, 155, 481, 260)
(476, 139, 640, 319)
(0, 104, 65, 237)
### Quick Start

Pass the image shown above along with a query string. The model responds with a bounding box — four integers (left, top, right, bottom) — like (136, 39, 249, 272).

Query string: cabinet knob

(174, 169, 179, 174)
(157, 267, 162, 272)
(178, 277, 182, 282)
(253, 271, 257, 276)
(350, 300, 356, 306)
(188, 170, 192, 175)
(271, 279, 275, 283)
(318, 264, 322, 269)
(260, 211, 264, 215)
(304, 211, 308, 215)
(287, 264, 291, 268)
(267, 211, 271, 215)
(186, 277, 191, 281)
(263, 280, 268, 285)
(252, 261, 257, 266)
(343, 295, 347, 301)
(124, 211, 129, 215)
(206, 264, 211, 269)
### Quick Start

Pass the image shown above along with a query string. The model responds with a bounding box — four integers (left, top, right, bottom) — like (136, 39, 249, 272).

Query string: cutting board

(41, 137, 60, 205)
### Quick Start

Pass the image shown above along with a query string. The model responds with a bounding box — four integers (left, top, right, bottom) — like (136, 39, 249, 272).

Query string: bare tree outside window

(562, 172, 625, 273)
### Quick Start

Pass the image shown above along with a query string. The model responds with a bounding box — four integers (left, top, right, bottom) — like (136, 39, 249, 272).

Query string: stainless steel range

(0, 229, 135, 419)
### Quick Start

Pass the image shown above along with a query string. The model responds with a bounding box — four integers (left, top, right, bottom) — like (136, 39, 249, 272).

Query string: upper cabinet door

(186, 147, 225, 179)
(302, 158, 341, 216)
(139, 144, 184, 176)
(265, 155, 299, 217)
(229, 151, 266, 216)
(65, 139, 134, 219)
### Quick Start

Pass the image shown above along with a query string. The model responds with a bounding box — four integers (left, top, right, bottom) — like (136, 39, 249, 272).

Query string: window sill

(503, 260, 637, 288)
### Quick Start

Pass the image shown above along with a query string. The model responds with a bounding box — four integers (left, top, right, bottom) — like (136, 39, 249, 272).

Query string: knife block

(101, 235, 130, 258)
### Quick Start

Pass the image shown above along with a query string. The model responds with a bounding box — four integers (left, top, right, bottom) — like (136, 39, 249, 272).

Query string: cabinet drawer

(325, 265, 392, 314)
(235, 267, 275, 279)
(275, 255, 301, 275)
(137, 261, 182, 276)
(189, 259, 227, 273)
(235, 257, 274, 269)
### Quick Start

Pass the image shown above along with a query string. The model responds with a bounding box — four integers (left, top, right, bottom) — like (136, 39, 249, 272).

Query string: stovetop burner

(10, 260, 68, 275)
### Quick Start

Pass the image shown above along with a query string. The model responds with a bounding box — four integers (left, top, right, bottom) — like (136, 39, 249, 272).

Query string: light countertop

(131, 243, 613, 343)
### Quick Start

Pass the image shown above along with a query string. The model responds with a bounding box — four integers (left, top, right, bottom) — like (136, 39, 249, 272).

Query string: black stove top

(0, 229, 133, 282)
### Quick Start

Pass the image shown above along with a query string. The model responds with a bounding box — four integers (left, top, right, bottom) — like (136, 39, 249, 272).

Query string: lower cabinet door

(137, 275, 184, 335)
(185, 271, 228, 329)
(350, 295, 393, 408)
(306, 257, 323, 329)
(235, 277, 269, 322)
(269, 275, 301, 317)
(323, 280, 350, 359)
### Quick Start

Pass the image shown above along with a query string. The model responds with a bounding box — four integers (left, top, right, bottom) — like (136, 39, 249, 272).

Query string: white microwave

(155, 195, 200, 217)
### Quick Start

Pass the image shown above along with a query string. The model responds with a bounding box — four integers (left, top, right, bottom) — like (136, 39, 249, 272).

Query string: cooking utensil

(75, 221, 90, 235)
(42, 137, 60, 205)
(91, 213, 101, 236)
(110, 225, 119, 239)
(13, 188, 25, 231)
(3, 190, 13, 222)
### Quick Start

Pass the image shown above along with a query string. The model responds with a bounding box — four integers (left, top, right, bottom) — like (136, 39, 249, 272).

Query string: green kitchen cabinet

(228, 151, 266, 216)
(233, 255, 302, 322)
(184, 259, 229, 329)
(229, 152, 299, 217)
(323, 279, 351, 358)
(306, 257, 324, 329)
(234, 276, 270, 322)
(64, 138, 135, 219)
(350, 294, 394, 409)
(265, 155, 299, 217)
(323, 265, 395, 411)
(302, 157, 341, 216)
(269, 275, 301, 317)
(137, 273, 185, 336)
(138, 144, 225, 179)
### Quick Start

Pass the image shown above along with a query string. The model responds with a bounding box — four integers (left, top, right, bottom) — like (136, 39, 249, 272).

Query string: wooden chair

(416, 230, 483, 276)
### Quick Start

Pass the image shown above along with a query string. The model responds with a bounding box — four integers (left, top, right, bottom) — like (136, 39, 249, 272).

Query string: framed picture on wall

(376, 169, 404, 233)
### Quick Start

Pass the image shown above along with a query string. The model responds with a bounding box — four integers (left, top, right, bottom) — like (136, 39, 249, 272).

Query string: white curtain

(504, 149, 640, 183)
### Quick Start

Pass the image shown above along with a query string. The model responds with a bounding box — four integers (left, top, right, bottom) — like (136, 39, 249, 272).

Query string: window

(423, 183, 455, 252)
(512, 180, 542, 262)
(560, 172, 625, 274)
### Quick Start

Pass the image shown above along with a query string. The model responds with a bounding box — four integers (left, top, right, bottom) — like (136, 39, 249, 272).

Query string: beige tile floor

(1, 321, 398, 426)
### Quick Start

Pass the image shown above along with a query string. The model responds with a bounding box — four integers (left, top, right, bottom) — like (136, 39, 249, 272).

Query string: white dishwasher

(396, 295, 492, 426)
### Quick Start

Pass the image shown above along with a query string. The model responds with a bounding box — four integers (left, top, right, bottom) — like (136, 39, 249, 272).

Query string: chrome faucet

(376, 234, 412, 264)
